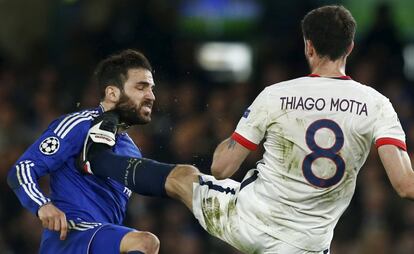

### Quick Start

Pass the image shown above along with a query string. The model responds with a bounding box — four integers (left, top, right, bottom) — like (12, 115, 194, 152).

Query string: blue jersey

(8, 105, 141, 225)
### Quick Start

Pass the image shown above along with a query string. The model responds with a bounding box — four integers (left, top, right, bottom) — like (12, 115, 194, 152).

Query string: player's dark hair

(95, 49, 152, 99)
(301, 5, 356, 61)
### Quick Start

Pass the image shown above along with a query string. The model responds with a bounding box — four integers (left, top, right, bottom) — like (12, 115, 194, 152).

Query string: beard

(114, 92, 153, 126)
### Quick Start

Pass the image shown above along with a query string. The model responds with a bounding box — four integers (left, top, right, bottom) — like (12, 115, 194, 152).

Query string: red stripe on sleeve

(375, 137, 407, 151)
(231, 132, 258, 151)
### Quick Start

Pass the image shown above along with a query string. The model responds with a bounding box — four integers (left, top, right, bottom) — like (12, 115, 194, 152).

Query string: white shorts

(192, 173, 330, 254)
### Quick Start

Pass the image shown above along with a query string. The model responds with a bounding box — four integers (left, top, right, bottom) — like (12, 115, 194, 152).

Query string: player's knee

(165, 165, 199, 198)
(121, 231, 160, 254)
(175, 164, 199, 178)
(167, 165, 199, 188)
(138, 231, 159, 254)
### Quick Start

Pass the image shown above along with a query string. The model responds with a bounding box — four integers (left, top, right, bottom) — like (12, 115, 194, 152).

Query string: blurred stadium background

(1, 0, 414, 253)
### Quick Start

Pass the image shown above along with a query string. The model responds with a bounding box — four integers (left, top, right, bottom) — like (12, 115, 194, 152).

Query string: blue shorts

(40, 222, 135, 254)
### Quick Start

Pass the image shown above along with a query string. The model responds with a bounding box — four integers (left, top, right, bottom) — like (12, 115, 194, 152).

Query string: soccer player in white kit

(185, 5, 412, 254)
(81, 5, 414, 254)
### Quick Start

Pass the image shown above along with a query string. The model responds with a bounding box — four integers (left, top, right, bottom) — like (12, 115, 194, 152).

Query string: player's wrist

(37, 201, 53, 216)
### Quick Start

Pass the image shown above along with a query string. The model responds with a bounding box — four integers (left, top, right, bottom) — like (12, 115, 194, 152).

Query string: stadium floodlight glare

(196, 42, 252, 83)
(403, 44, 414, 81)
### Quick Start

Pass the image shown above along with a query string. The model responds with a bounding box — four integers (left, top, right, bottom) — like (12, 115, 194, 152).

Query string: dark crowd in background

(1, 1, 414, 253)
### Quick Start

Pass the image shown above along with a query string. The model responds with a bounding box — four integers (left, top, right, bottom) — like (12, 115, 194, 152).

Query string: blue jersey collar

(97, 103, 105, 114)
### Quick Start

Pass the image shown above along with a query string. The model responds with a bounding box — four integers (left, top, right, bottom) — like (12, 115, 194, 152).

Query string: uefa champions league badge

(39, 137, 60, 155)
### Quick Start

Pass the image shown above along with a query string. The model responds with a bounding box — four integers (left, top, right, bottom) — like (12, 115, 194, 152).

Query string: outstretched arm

(378, 145, 414, 200)
(211, 137, 250, 179)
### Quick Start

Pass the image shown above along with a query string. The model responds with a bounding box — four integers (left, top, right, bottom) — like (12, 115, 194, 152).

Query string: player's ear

(105, 85, 121, 103)
(346, 41, 354, 56)
(305, 39, 315, 57)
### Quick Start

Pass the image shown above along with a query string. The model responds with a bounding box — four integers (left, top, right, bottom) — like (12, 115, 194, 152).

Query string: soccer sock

(88, 143, 175, 197)
(127, 251, 144, 254)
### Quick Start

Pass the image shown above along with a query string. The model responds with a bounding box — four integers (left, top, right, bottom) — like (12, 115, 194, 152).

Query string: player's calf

(120, 231, 160, 254)
(165, 165, 200, 211)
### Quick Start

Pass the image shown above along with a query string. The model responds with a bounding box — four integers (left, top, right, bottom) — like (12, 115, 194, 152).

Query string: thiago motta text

(280, 96, 368, 116)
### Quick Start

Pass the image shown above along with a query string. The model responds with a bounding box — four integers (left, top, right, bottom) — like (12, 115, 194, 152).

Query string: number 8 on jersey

(303, 119, 345, 188)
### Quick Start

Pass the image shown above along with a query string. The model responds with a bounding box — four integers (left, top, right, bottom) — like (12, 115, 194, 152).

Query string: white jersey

(232, 76, 406, 251)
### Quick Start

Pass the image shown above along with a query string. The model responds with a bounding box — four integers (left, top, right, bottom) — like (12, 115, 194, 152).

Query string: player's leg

(164, 164, 200, 211)
(39, 228, 93, 254)
(119, 231, 160, 254)
(39, 225, 160, 254)
(190, 174, 261, 253)
(79, 110, 199, 208)
(84, 139, 200, 208)
(89, 224, 159, 254)
(264, 238, 330, 254)
(190, 173, 330, 254)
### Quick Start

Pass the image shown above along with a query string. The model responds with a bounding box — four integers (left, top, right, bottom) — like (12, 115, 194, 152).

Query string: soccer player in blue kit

(7, 50, 161, 254)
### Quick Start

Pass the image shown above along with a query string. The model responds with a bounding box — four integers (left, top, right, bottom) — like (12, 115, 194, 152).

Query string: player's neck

(310, 57, 347, 77)
(100, 101, 116, 112)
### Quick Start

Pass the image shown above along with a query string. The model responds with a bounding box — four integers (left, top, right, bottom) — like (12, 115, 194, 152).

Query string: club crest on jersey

(243, 109, 251, 118)
(39, 137, 60, 155)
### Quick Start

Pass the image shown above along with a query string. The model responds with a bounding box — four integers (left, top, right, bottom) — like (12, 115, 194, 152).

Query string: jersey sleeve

(373, 97, 406, 151)
(232, 89, 269, 151)
(7, 111, 96, 214)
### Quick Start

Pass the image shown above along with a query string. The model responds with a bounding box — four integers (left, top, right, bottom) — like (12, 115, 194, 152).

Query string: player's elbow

(7, 167, 18, 189)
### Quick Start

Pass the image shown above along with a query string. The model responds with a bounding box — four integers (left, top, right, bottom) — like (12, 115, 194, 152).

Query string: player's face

(115, 68, 155, 125)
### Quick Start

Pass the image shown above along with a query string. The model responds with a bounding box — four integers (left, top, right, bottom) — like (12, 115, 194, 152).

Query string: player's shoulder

(265, 77, 387, 99)
(348, 80, 389, 102)
(49, 107, 102, 139)
(254, 77, 315, 101)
